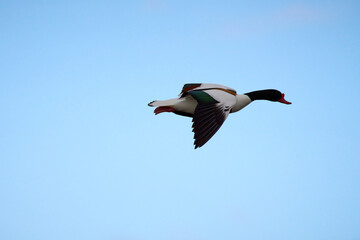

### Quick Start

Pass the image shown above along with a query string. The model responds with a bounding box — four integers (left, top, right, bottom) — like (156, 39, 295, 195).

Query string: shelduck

(148, 83, 291, 149)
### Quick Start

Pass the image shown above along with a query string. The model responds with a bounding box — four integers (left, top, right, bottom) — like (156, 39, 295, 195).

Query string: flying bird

(148, 83, 291, 149)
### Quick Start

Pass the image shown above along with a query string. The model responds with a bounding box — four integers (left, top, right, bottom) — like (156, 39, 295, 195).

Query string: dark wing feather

(179, 83, 201, 97)
(192, 103, 229, 149)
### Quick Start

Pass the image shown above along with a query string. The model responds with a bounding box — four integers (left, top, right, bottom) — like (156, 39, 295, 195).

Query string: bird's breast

(231, 95, 251, 113)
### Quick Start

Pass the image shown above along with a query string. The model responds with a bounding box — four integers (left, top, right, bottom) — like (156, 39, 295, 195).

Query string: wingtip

(194, 141, 201, 149)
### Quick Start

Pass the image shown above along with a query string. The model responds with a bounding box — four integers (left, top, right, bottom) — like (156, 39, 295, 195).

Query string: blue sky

(1, 1, 359, 239)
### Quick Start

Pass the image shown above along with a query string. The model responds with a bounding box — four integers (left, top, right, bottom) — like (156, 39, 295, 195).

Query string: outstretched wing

(179, 83, 237, 97)
(192, 103, 230, 149)
(180, 83, 202, 96)
(187, 88, 236, 148)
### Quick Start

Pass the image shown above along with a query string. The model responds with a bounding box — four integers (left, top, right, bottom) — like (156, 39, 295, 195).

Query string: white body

(148, 84, 252, 148)
(149, 93, 251, 115)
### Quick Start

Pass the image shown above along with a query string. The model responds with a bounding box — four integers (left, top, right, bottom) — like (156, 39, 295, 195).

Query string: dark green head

(245, 89, 292, 104)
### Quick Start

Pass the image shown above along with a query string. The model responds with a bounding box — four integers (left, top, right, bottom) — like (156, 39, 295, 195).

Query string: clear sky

(1, 1, 360, 239)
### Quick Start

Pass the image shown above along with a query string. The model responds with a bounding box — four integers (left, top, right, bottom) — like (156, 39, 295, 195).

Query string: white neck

(231, 94, 251, 113)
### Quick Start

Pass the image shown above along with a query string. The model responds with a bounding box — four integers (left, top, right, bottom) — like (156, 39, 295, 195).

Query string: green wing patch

(188, 90, 218, 104)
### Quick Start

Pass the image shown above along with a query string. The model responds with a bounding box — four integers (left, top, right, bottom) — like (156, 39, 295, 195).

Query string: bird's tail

(148, 98, 179, 107)
(148, 98, 181, 115)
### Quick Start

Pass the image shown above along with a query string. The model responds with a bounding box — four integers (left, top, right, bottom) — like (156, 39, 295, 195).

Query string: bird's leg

(154, 106, 176, 115)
